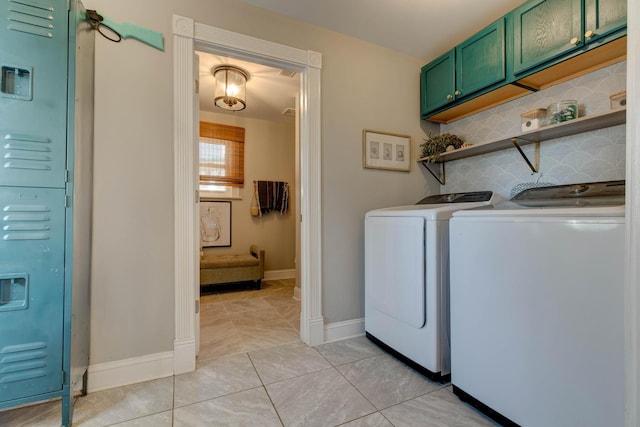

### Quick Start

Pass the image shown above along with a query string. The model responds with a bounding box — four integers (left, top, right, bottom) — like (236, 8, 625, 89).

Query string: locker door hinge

(61, 370, 66, 385)
(195, 299, 200, 314)
(65, 170, 70, 183)
(195, 79, 199, 94)
(65, 195, 72, 208)
(67, 0, 71, 11)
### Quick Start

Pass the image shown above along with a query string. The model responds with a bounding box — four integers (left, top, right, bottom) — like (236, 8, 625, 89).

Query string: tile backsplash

(439, 61, 626, 198)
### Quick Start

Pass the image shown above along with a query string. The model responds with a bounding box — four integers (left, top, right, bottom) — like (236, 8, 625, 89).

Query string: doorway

(172, 15, 324, 374)
(196, 51, 301, 358)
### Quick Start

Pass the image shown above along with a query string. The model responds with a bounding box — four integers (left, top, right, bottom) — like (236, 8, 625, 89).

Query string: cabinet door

(420, 50, 455, 116)
(0, 188, 65, 403)
(513, 0, 583, 75)
(456, 18, 506, 98)
(0, 0, 70, 189)
(585, 0, 626, 41)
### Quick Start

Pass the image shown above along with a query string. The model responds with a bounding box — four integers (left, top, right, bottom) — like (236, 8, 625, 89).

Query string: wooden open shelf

(418, 107, 626, 184)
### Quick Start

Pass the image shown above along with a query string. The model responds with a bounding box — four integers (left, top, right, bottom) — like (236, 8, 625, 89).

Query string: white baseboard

(86, 318, 366, 393)
(324, 318, 365, 343)
(306, 317, 325, 346)
(87, 351, 174, 393)
(264, 269, 296, 280)
(173, 338, 196, 375)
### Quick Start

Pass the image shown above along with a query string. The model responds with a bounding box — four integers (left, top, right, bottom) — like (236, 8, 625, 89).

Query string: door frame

(172, 15, 324, 374)
(626, 3, 640, 424)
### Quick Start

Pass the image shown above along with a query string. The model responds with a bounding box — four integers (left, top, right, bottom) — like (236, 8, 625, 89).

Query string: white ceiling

(200, 0, 524, 122)
(237, 0, 523, 59)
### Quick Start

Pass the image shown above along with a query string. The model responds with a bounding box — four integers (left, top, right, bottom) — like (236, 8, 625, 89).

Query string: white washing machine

(364, 191, 503, 382)
(449, 180, 625, 427)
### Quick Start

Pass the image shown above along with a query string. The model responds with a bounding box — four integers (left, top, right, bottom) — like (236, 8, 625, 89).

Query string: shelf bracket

(511, 138, 539, 173)
(420, 160, 445, 185)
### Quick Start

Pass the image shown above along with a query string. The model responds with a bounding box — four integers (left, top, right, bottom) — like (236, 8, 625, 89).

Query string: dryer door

(365, 216, 425, 328)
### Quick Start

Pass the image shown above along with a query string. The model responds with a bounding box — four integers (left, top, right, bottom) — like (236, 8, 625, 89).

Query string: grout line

(333, 411, 389, 427)
(333, 352, 453, 413)
(172, 375, 176, 426)
(261, 365, 337, 388)
(333, 362, 380, 413)
(262, 385, 286, 426)
(379, 411, 395, 426)
(241, 323, 302, 425)
(257, 362, 379, 427)
(246, 351, 267, 385)
(328, 352, 385, 369)
(313, 344, 334, 366)
(170, 386, 267, 411)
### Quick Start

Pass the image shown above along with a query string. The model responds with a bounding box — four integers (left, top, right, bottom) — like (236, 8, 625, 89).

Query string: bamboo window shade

(199, 121, 245, 187)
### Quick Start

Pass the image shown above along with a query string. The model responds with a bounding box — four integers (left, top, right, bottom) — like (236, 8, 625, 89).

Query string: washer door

(365, 216, 425, 328)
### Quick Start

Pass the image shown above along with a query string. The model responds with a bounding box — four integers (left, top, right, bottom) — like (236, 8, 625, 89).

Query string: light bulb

(226, 84, 239, 97)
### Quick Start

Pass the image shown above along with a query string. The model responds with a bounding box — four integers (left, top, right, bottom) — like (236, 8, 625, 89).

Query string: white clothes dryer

(364, 191, 503, 382)
(449, 180, 625, 426)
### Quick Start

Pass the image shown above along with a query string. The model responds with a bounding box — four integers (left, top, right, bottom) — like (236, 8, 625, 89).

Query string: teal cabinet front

(513, 0, 583, 75)
(420, 50, 454, 116)
(421, 18, 506, 118)
(0, 0, 70, 189)
(421, 0, 626, 123)
(456, 18, 506, 99)
(0, 1, 93, 425)
(584, 0, 626, 42)
(0, 188, 66, 402)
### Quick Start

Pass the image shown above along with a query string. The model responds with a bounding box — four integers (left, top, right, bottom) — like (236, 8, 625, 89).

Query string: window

(199, 121, 244, 198)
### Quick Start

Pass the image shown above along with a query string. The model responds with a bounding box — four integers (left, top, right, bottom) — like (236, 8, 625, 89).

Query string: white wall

(84, 0, 436, 365)
(200, 111, 296, 271)
(86, 2, 174, 364)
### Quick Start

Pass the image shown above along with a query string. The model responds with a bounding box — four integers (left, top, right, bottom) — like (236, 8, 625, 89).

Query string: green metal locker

(0, 0, 94, 425)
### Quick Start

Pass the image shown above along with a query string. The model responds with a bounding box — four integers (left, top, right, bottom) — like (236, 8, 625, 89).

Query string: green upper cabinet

(421, 18, 505, 117)
(513, 0, 583, 75)
(584, 0, 626, 42)
(420, 0, 626, 123)
(421, 50, 455, 115)
(456, 18, 506, 98)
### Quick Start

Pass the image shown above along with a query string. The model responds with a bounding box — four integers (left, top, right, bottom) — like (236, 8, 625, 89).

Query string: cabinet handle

(585, 30, 594, 39)
(447, 94, 453, 100)
(570, 37, 579, 45)
(454, 90, 461, 96)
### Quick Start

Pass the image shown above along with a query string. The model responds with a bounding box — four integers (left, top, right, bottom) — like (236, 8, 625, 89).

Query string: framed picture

(200, 201, 232, 247)
(363, 129, 411, 172)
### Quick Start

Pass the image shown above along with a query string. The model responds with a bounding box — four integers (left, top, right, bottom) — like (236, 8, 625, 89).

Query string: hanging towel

(255, 180, 288, 215)
(274, 181, 288, 214)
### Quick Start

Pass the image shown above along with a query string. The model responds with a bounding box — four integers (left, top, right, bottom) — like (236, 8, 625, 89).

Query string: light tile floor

(0, 279, 498, 426)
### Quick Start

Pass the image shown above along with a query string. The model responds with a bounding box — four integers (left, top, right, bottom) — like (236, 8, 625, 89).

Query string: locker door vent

(2, 203, 51, 240)
(0, 274, 28, 311)
(0, 342, 47, 384)
(2, 132, 53, 172)
(7, 0, 55, 38)
(0, 66, 33, 100)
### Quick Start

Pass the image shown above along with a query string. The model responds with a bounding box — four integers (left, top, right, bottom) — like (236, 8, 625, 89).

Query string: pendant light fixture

(212, 65, 250, 111)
